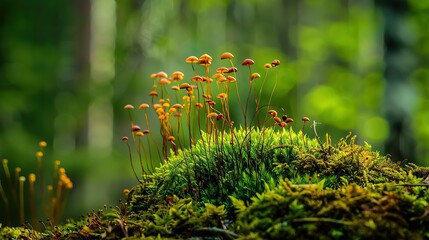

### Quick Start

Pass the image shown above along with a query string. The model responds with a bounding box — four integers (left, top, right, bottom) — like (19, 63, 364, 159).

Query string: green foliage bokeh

(0, 0, 428, 222)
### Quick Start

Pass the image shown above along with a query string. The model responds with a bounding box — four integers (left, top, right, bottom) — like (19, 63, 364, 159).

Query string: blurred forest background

(0, 0, 428, 221)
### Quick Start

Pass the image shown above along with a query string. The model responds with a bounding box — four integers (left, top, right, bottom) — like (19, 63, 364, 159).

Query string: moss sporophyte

(114, 52, 429, 237)
(0, 141, 73, 230)
(2, 52, 429, 239)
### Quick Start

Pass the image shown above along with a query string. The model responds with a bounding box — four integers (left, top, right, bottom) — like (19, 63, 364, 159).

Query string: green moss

(0, 224, 42, 239)
(117, 128, 429, 238)
(233, 179, 429, 239)
(4, 128, 428, 239)
(129, 128, 429, 216)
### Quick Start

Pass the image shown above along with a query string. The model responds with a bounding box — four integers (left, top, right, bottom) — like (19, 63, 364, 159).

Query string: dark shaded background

(0, 0, 428, 222)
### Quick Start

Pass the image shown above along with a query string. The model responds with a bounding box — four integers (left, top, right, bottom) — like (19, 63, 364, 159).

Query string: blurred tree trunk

(73, 0, 91, 147)
(0, 1, 74, 158)
(279, 0, 300, 115)
(279, 0, 299, 59)
(113, 0, 145, 136)
(376, 0, 416, 162)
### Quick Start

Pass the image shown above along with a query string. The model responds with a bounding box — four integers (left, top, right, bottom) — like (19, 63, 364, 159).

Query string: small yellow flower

(168, 136, 175, 142)
(29, 173, 36, 182)
(60, 175, 69, 183)
(36, 151, 43, 158)
(198, 54, 213, 66)
(211, 73, 223, 79)
(171, 71, 184, 81)
(217, 76, 227, 83)
(153, 103, 162, 109)
(185, 56, 198, 64)
(149, 91, 159, 97)
(251, 73, 261, 80)
(202, 77, 213, 83)
(217, 93, 228, 99)
(271, 59, 280, 67)
(163, 102, 170, 108)
(226, 76, 236, 83)
(182, 96, 190, 102)
(139, 103, 150, 109)
(39, 141, 47, 148)
(200, 54, 213, 61)
(220, 52, 234, 60)
(192, 76, 203, 83)
(156, 108, 165, 114)
(154, 71, 168, 78)
(216, 67, 229, 73)
(65, 182, 73, 189)
(159, 78, 171, 85)
(135, 131, 144, 137)
(242, 58, 255, 66)
(123, 104, 134, 109)
(179, 83, 192, 89)
(207, 112, 218, 118)
(264, 63, 272, 69)
(172, 104, 183, 109)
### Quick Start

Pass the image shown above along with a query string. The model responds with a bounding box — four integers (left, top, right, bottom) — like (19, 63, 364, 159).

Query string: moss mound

(2, 128, 429, 239)
(129, 128, 428, 214)
(119, 128, 429, 239)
